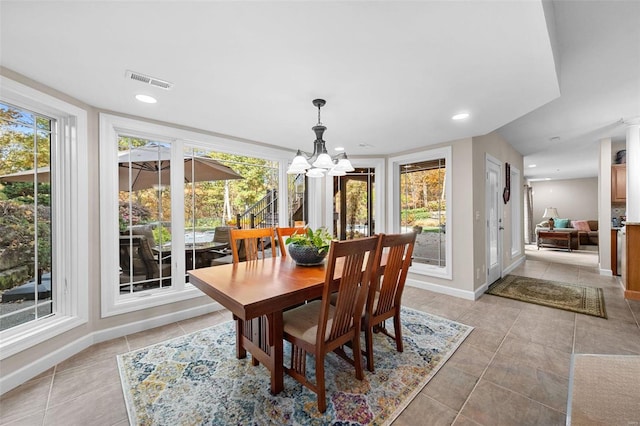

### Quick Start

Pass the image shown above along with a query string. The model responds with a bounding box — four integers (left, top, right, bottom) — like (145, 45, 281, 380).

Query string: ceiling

(1, 1, 638, 181)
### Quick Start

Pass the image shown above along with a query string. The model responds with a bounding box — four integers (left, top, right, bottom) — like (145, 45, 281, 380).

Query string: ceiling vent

(125, 70, 173, 90)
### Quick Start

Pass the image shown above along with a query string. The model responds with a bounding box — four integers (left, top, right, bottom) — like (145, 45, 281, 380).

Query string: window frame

(99, 113, 289, 317)
(0, 76, 89, 359)
(388, 146, 452, 279)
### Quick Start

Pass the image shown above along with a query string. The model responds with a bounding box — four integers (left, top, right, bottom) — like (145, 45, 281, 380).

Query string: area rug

(117, 307, 472, 425)
(567, 354, 640, 425)
(486, 275, 606, 318)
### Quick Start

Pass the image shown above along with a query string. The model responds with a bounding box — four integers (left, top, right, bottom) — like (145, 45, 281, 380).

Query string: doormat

(117, 307, 472, 425)
(486, 275, 606, 318)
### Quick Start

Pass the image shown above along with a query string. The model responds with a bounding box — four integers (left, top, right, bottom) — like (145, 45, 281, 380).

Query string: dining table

(188, 255, 385, 394)
(188, 257, 328, 394)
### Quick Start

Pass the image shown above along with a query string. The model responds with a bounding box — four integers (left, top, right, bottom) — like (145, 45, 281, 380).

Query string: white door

(486, 156, 502, 284)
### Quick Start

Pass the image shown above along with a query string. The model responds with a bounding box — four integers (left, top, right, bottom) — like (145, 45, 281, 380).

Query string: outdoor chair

(119, 235, 171, 288)
(362, 232, 416, 372)
(208, 225, 237, 266)
(275, 226, 305, 257)
(282, 235, 380, 413)
(229, 227, 277, 263)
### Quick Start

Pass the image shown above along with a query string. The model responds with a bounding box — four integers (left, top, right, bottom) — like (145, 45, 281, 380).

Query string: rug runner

(486, 274, 606, 318)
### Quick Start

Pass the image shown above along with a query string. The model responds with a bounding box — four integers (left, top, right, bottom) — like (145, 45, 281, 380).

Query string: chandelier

(286, 99, 354, 177)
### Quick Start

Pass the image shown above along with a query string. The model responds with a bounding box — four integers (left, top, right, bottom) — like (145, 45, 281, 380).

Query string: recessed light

(528, 164, 537, 168)
(452, 112, 470, 120)
(334, 147, 345, 152)
(135, 94, 157, 104)
(544, 178, 551, 181)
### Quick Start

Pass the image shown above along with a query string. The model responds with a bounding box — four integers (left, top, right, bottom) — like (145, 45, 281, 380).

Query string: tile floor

(1, 246, 639, 425)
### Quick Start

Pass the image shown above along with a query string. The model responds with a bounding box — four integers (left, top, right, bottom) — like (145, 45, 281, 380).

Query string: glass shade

(306, 167, 326, 178)
(312, 152, 334, 169)
(333, 157, 355, 172)
(290, 152, 311, 169)
(327, 167, 346, 176)
(287, 164, 309, 175)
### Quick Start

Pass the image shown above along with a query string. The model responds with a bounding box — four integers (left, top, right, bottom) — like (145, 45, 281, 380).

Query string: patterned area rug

(487, 275, 607, 318)
(117, 307, 472, 425)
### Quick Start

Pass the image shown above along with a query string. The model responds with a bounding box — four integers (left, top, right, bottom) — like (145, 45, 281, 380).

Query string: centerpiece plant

(285, 227, 333, 266)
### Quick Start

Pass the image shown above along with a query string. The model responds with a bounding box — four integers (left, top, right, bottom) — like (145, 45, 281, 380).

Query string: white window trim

(511, 166, 522, 257)
(388, 146, 452, 280)
(99, 114, 290, 317)
(0, 76, 89, 359)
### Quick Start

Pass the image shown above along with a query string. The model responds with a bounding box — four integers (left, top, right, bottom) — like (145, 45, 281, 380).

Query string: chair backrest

(213, 226, 236, 244)
(317, 235, 381, 347)
(275, 226, 305, 256)
(229, 228, 277, 263)
(119, 235, 159, 280)
(367, 232, 416, 317)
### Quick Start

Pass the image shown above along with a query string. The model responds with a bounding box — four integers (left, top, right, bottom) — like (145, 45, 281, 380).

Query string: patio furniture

(119, 235, 171, 288)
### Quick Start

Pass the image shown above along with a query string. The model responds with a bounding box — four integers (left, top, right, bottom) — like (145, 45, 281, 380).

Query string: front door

(486, 156, 502, 284)
(333, 167, 375, 240)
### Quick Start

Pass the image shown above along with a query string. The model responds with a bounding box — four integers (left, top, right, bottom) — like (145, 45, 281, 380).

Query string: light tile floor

(2, 246, 639, 425)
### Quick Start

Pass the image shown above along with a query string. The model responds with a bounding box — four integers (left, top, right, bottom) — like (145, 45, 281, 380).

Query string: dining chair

(275, 226, 305, 257)
(229, 227, 277, 263)
(362, 232, 416, 372)
(282, 235, 381, 413)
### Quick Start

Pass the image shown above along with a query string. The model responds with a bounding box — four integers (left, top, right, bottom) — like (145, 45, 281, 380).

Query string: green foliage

(1, 182, 51, 205)
(285, 227, 333, 254)
(152, 225, 172, 245)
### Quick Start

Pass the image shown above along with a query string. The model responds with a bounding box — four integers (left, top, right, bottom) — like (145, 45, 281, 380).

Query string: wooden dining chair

(229, 227, 277, 263)
(282, 235, 381, 413)
(362, 232, 416, 372)
(275, 226, 305, 256)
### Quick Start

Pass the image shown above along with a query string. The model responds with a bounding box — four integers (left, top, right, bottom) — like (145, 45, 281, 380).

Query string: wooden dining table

(188, 255, 382, 394)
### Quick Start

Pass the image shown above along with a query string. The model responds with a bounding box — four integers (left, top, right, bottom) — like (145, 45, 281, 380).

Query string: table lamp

(543, 207, 559, 230)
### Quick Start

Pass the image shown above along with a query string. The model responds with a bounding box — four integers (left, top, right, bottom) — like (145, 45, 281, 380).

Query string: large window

(101, 114, 286, 317)
(0, 76, 88, 359)
(0, 102, 53, 331)
(389, 147, 451, 279)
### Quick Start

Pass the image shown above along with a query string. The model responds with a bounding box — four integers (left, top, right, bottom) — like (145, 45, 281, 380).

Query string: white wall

(531, 178, 598, 224)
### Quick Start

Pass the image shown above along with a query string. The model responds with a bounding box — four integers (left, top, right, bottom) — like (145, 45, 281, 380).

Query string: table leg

(233, 315, 247, 359)
(236, 312, 285, 394)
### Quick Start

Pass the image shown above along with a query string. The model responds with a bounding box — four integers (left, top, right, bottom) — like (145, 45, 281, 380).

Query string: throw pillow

(554, 218, 570, 228)
(571, 220, 591, 232)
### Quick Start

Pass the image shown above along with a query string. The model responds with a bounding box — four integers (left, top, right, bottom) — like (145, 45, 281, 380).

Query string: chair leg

(364, 321, 375, 372)
(352, 331, 364, 381)
(393, 311, 403, 352)
(316, 356, 327, 413)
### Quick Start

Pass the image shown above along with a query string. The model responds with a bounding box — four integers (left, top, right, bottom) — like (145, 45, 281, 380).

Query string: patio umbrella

(118, 144, 243, 191)
(0, 167, 50, 183)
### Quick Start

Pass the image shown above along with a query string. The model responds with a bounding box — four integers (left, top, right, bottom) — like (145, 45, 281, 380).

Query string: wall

(531, 178, 598, 224)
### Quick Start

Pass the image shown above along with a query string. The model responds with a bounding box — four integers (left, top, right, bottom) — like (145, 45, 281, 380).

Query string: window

(100, 114, 286, 317)
(0, 76, 88, 358)
(389, 147, 452, 279)
(0, 102, 53, 331)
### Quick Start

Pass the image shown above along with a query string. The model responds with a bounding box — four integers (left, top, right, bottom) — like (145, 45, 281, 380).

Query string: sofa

(535, 219, 598, 250)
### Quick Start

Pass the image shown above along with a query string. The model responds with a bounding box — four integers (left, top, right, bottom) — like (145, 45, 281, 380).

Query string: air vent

(125, 70, 173, 90)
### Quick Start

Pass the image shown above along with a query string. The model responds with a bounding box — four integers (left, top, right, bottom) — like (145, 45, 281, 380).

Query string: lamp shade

(312, 152, 334, 169)
(306, 168, 326, 178)
(542, 207, 559, 218)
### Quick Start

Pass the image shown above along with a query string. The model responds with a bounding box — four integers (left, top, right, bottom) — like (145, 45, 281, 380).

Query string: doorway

(486, 155, 502, 284)
(332, 168, 375, 240)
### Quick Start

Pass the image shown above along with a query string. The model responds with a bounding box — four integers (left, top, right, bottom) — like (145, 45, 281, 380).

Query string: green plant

(285, 227, 333, 254)
(152, 225, 172, 245)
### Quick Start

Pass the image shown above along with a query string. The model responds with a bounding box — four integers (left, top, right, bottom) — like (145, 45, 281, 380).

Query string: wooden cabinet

(612, 164, 626, 202)
(611, 229, 618, 276)
(623, 223, 640, 301)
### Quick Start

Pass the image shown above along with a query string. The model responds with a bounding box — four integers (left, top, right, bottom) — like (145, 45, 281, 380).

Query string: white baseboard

(406, 278, 477, 300)
(0, 302, 222, 395)
(503, 255, 525, 276)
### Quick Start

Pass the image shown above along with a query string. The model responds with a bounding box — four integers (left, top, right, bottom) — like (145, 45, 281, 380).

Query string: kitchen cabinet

(623, 223, 640, 301)
(612, 164, 626, 202)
